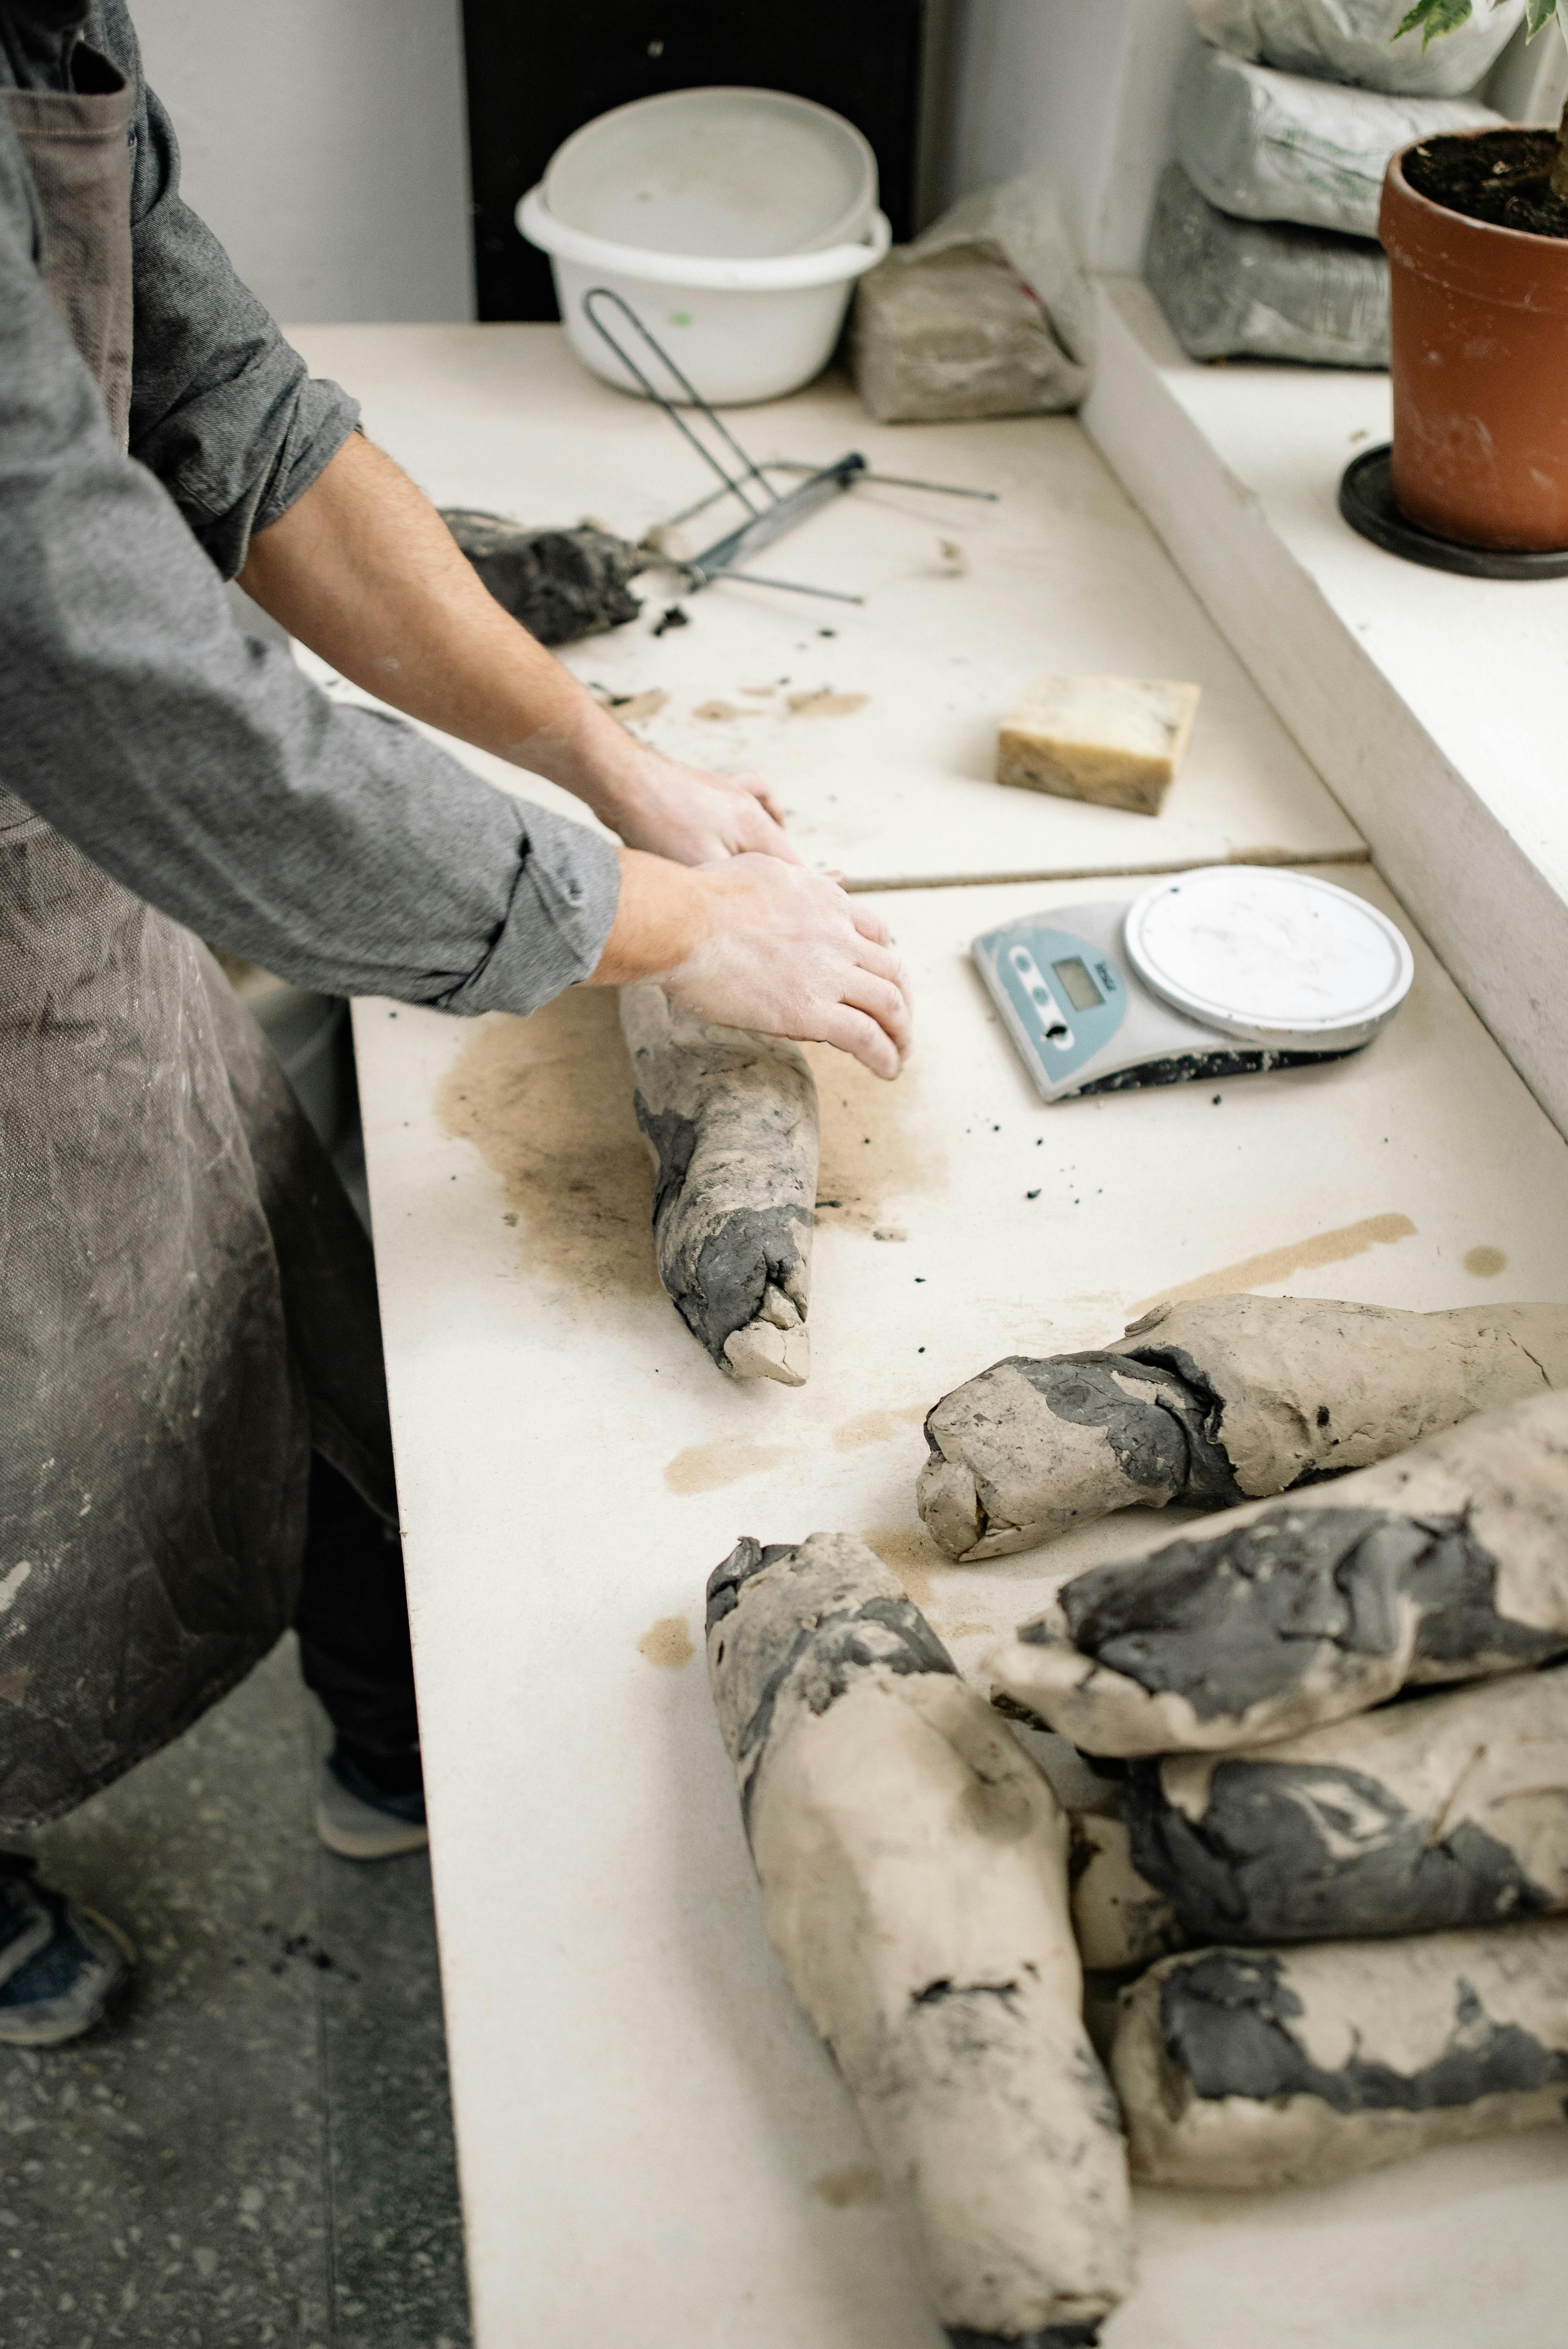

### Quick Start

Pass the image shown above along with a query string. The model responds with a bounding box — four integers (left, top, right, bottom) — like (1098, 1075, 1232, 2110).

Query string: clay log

(620, 982, 817, 1384)
(1070, 1808, 1187, 1975)
(1112, 1921, 1568, 2190)
(988, 1389, 1568, 1756)
(1125, 1663, 1568, 1946)
(706, 1532, 1132, 2347)
(918, 1296, 1568, 1561)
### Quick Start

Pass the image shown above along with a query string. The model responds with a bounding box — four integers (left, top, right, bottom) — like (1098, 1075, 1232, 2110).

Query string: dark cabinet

(461, 0, 928, 321)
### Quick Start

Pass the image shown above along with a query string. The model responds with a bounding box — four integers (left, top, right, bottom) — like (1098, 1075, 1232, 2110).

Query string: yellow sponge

(997, 674, 1201, 817)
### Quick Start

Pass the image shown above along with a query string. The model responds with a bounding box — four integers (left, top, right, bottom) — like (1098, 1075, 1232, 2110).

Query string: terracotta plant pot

(1382, 134, 1568, 552)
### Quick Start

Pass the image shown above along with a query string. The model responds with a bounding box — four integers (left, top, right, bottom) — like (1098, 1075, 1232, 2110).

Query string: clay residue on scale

(637, 1616, 695, 1669)
(787, 690, 868, 719)
(435, 990, 659, 1301)
(1130, 1212, 1416, 1315)
(806, 1043, 940, 1234)
(1465, 1245, 1508, 1278)
(663, 1439, 790, 1496)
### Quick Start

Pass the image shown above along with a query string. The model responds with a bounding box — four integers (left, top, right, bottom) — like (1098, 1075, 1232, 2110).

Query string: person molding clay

(0, 0, 912, 2045)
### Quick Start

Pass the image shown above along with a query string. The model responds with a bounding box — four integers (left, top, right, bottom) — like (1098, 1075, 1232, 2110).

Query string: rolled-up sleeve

(103, 0, 358, 577)
(0, 110, 621, 1015)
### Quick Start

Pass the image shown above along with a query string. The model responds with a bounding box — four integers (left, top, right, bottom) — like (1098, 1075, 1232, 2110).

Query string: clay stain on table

(664, 1439, 791, 1496)
(835, 1405, 926, 1450)
(861, 1519, 948, 1616)
(787, 691, 869, 719)
(807, 1045, 942, 1233)
(813, 2165, 884, 2208)
(435, 991, 658, 1301)
(637, 1616, 695, 1669)
(1131, 1211, 1418, 1314)
(1465, 1245, 1508, 1278)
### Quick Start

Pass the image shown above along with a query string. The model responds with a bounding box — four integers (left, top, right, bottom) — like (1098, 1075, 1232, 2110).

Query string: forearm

(239, 431, 651, 827)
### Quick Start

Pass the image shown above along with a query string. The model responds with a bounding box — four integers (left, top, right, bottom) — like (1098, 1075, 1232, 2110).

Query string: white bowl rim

(518, 187, 891, 290)
(541, 84, 877, 257)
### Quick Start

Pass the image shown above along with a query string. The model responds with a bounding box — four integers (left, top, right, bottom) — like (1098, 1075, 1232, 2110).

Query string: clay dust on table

(786, 690, 868, 718)
(1129, 1211, 1417, 1315)
(805, 1042, 943, 1234)
(662, 1439, 791, 1496)
(435, 989, 659, 1302)
(637, 1616, 695, 1669)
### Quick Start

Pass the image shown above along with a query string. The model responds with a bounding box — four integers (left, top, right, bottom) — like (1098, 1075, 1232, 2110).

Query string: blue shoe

(316, 1747, 428, 1861)
(0, 1857, 134, 2046)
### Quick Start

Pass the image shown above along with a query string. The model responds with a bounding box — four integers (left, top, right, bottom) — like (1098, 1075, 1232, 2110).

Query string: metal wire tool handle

(581, 286, 997, 607)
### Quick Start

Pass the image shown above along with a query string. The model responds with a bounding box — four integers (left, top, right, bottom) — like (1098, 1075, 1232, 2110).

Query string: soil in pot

(1404, 126, 1568, 239)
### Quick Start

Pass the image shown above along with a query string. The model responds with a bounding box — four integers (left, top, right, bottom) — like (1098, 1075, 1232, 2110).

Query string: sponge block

(997, 675, 1201, 817)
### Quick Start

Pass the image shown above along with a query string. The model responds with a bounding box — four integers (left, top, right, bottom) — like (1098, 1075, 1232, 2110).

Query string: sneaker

(0, 1857, 134, 2047)
(316, 1747, 428, 1862)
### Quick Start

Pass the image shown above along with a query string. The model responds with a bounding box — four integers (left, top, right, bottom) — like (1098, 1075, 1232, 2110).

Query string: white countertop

(1082, 277, 1568, 1136)
(285, 323, 1362, 889)
(357, 864, 1568, 2349)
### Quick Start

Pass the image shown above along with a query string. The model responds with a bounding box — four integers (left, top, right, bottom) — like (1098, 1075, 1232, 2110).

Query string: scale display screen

(1052, 956, 1103, 1013)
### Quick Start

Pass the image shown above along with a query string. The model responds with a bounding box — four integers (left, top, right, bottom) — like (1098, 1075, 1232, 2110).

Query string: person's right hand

(662, 853, 912, 1081)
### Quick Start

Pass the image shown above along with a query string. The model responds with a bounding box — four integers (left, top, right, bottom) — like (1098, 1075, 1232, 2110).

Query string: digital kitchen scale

(973, 866, 1414, 1104)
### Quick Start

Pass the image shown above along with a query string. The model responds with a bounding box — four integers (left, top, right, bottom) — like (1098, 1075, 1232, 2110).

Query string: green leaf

(1395, 0, 1474, 44)
(1525, 0, 1558, 35)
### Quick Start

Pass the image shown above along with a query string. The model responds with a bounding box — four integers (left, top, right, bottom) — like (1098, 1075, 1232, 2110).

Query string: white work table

(287, 324, 1362, 888)
(357, 848, 1568, 2346)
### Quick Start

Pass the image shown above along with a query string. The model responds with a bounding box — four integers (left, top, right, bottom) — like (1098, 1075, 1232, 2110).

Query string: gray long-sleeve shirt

(0, 0, 622, 1014)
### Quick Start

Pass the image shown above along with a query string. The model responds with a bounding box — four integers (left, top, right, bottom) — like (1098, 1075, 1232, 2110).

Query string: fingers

(851, 933, 910, 995)
(842, 967, 914, 1063)
(850, 902, 892, 948)
(815, 1003, 901, 1081)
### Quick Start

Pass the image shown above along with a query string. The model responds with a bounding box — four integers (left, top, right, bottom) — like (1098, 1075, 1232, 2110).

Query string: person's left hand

(604, 749, 801, 867)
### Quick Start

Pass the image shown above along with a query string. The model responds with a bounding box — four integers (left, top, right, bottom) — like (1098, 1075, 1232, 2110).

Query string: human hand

(602, 748, 800, 866)
(662, 854, 912, 1081)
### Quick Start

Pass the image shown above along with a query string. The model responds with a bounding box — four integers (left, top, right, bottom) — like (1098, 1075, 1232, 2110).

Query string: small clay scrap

(706, 1532, 1132, 2347)
(1126, 1663, 1568, 1946)
(919, 1295, 1568, 1563)
(1111, 1921, 1568, 2190)
(996, 676, 1200, 817)
(619, 983, 817, 1385)
(988, 1388, 1568, 1756)
(440, 510, 644, 645)
(1069, 1808, 1186, 1976)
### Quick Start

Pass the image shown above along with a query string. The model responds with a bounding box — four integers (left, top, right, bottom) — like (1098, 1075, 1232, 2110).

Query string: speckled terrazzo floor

(1, 1637, 470, 2349)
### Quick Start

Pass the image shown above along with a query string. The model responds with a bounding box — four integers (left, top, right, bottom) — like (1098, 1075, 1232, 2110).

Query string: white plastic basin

(518, 187, 890, 407)
(542, 86, 876, 261)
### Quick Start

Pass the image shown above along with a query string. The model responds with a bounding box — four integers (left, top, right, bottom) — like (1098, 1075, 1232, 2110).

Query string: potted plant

(1382, 0, 1568, 548)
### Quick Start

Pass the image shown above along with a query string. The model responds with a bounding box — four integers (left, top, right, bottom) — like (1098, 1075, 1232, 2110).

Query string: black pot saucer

(1338, 444, 1568, 581)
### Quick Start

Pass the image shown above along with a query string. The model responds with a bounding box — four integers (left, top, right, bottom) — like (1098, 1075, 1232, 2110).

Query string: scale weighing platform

(974, 866, 1414, 1104)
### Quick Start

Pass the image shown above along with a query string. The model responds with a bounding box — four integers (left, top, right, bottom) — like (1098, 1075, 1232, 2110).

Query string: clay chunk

(706, 1532, 1132, 2349)
(1112, 1921, 1568, 2191)
(619, 982, 817, 1385)
(918, 1295, 1568, 1563)
(988, 1388, 1568, 1757)
(1126, 1663, 1568, 1947)
(996, 676, 1200, 817)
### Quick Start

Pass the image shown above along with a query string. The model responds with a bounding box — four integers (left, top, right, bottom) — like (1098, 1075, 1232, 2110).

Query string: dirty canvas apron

(0, 56, 396, 1832)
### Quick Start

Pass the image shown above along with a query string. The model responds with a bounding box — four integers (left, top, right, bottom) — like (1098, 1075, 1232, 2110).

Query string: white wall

(937, 0, 1196, 269)
(129, 0, 474, 324)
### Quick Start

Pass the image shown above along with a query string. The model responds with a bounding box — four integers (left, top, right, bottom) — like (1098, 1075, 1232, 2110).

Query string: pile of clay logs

(706, 1298, 1568, 2347)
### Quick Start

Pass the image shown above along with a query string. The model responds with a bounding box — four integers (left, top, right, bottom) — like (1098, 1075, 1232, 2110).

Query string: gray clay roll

(1125, 1664, 1568, 1946)
(1112, 1920, 1568, 2190)
(620, 982, 817, 1384)
(706, 1532, 1132, 2347)
(919, 1294, 1568, 1561)
(988, 1388, 1568, 1756)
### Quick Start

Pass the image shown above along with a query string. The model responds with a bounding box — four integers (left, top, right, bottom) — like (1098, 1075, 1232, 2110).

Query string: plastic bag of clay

(851, 164, 1094, 424)
(1145, 162, 1389, 365)
(1175, 42, 1500, 238)
(1188, 0, 1526, 98)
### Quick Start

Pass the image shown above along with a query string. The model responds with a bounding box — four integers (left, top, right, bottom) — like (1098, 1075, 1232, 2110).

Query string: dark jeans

(294, 1453, 421, 1791)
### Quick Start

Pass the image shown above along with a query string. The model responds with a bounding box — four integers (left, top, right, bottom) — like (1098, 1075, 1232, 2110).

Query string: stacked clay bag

(1147, 0, 1521, 364)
